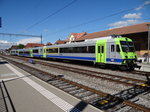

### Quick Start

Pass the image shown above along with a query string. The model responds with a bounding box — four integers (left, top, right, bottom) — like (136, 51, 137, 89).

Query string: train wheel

(119, 65, 127, 71)
(128, 67, 134, 71)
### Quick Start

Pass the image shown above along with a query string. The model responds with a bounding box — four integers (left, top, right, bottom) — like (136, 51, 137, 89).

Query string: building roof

(77, 22, 150, 41)
(10, 45, 18, 50)
(25, 43, 44, 48)
(54, 40, 67, 44)
(46, 42, 53, 46)
(66, 32, 87, 41)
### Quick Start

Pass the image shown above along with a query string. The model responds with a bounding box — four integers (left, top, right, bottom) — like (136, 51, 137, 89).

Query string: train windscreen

(120, 41, 135, 52)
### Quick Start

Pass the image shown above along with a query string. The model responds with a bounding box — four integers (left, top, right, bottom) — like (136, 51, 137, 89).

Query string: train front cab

(118, 37, 140, 70)
(95, 37, 140, 70)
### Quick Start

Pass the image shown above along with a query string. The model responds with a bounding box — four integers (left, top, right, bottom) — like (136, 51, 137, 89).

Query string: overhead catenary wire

(44, 3, 150, 36)
(85, 18, 150, 33)
(25, 0, 78, 30)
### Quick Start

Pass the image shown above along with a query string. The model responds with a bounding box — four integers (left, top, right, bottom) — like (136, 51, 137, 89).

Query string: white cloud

(144, 0, 150, 5)
(0, 40, 9, 44)
(17, 37, 41, 45)
(108, 20, 142, 28)
(0, 40, 16, 49)
(135, 6, 143, 10)
(135, 0, 150, 10)
(123, 13, 141, 19)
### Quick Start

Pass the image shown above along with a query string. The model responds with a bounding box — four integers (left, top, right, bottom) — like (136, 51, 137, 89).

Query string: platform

(0, 58, 103, 112)
(136, 63, 150, 72)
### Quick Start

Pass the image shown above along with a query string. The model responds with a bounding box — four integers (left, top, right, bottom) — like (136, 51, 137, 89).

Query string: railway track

(1, 55, 150, 111)
(5, 55, 146, 87)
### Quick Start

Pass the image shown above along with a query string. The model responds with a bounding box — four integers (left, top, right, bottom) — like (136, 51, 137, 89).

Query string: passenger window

(88, 46, 95, 53)
(111, 45, 115, 52)
(98, 46, 100, 53)
(101, 46, 104, 53)
(116, 45, 120, 52)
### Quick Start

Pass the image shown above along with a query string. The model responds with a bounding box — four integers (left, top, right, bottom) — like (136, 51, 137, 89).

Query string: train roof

(11, 36, 132, 51)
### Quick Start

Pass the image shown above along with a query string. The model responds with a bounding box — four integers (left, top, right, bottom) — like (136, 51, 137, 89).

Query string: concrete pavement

(0, 58, 103, 112)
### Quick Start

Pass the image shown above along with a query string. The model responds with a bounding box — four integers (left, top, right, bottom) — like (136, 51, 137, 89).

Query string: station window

(111, 45, 115, 52)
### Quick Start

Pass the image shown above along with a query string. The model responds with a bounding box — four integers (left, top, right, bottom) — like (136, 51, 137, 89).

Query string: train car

(10, 49, 18, 55)
(10, 36, 140, 70)
(43, 36, 140, 70)
(44, 41, 95, 61)
(32, 47, 44, 58)
(17, 48, 31, 57)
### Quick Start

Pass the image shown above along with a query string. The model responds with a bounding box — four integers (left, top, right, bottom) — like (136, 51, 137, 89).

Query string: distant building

(54, 39, 67, 45)
(66, 32, 87, 43)
(46, 42, 53, 46)
(10, 45, 18, 50)
(53, 32, 87, 44)
(25, 43, 44, 48)
(75, 22, 150, 57)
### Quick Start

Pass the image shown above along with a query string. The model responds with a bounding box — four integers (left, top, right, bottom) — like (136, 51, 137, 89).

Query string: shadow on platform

(0, 61, 8, 64)
(70, 101, 88, 112)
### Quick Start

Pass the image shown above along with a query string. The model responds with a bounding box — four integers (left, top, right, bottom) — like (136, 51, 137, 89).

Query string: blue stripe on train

(19, 54, 30, 56)
(46, 55, 96, 61)
(33, 55, 43, 57)
(106, 58, 123, 63)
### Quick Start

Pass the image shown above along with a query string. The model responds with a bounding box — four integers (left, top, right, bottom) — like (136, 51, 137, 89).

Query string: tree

(17, 44, 25, 49)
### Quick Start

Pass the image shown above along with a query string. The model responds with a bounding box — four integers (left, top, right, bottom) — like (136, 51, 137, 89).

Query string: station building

(66, 22, 150, 57)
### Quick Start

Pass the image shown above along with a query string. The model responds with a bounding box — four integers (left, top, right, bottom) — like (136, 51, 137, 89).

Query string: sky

(0, 0, 150, 49)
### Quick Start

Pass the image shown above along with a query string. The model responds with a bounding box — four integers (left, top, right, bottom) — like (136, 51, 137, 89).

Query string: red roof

(46, 42, 53, 46)
(54, 40, 67, 44)
(66, 32, 87, 41)
(26, 43, 44, 48)
(10, 45, 18, 50)
(76, 22, 150, 41)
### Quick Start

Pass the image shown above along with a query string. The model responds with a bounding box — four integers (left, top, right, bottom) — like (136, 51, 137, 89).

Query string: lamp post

(147, 24, 150, 64)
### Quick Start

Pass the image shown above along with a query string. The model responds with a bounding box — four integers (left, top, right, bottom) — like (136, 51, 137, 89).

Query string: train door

(109, 43, 116, 59)
(30, 49, 33, 57)
(96, 40, 106, 63)
(43, 47, 46, 58)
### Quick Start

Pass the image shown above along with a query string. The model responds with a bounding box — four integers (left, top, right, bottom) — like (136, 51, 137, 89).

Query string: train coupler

(134, 64, 141, 69)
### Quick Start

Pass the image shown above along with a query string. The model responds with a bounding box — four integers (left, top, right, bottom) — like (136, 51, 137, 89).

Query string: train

(10, 35, 141, 71)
